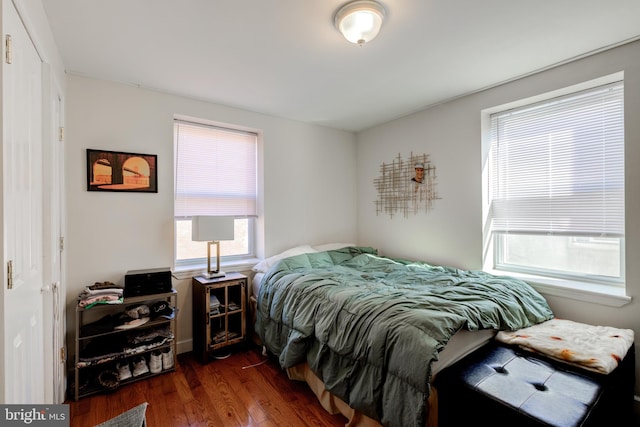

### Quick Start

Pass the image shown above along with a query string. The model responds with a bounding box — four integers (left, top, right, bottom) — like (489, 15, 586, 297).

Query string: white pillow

(252, 245, 317, 273)
(312, 243, 356, 252)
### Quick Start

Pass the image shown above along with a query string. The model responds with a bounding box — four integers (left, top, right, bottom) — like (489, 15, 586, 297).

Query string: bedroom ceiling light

(334, 0, 386, 46)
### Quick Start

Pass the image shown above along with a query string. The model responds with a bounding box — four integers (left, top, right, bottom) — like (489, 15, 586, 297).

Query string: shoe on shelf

(125, 304, 150, 319)
(97, 370, 120, 392)
(117, 361, 132, 381)
(132, 356, 149, 377)
(162, 347, 174, 370)
(149, 351, 162, 374)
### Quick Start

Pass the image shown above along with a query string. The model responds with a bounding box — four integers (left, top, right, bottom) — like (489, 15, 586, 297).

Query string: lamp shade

(334, 0, 386, 46)
(191, 216, 235, 242)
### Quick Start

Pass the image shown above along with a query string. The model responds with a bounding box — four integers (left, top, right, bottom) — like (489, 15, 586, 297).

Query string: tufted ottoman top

(458, 345, 603, 427)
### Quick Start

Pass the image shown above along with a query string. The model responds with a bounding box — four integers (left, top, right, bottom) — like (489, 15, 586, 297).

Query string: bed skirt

(286, 362, 438, 427)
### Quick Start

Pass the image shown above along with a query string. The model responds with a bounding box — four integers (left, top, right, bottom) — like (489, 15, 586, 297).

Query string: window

(484, 80, 625, 288)
(174, 118, 258, 269)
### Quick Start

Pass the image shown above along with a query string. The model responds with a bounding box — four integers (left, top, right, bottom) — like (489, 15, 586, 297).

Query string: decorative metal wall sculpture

(374, 152, 440, 218)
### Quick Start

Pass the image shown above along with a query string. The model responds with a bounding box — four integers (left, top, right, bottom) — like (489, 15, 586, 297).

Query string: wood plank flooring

(66, 344, 346, 427)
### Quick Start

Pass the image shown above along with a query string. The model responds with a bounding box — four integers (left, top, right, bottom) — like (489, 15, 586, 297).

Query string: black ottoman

(435, 342, 635, 427)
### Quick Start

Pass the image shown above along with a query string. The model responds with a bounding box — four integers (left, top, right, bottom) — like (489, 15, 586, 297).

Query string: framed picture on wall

(86, 149, 158, 193)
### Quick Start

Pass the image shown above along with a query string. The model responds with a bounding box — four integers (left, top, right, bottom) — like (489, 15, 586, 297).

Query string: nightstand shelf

(192, 272, 248, 363)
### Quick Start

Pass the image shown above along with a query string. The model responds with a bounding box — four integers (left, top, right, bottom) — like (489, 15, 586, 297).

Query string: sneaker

(117, 361, 132, 380)
(161, 347, 174, 370)
(132, 356, 149, 377)
(149, 351, 162, 374)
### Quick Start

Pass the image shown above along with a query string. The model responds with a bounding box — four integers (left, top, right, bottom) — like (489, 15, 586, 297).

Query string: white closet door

(1, 0, 46, 404)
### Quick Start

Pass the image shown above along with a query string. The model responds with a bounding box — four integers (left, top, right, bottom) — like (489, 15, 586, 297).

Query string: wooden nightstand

(192, 272, 248, 363)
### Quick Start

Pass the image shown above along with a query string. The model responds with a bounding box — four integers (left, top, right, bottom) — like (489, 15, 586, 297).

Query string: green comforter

(255, 247, 554, 427)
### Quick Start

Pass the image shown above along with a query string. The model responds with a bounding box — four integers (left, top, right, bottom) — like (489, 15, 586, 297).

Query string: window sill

(485, 269, 632, 308)
(172, 258, 260, 280)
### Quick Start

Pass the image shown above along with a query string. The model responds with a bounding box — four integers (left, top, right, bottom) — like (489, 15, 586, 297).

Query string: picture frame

(86, 149, 158, 193)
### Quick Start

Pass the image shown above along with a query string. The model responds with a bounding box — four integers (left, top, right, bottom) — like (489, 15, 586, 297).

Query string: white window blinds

(488, 81, 624, 237)
(174, 120, 257, 217)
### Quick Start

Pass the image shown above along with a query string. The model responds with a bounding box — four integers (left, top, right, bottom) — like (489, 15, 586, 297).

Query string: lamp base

(202, 271, 226, 279)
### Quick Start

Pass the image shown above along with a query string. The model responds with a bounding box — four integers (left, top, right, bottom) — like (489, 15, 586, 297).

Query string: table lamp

(191, 216, 235, 278)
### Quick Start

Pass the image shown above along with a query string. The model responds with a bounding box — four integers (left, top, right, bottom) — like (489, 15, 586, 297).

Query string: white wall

(65, 75, 357, 353)
(356, 40, 640, 395)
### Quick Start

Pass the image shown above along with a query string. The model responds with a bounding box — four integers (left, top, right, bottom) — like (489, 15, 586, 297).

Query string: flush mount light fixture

(334, 0, 386, 46)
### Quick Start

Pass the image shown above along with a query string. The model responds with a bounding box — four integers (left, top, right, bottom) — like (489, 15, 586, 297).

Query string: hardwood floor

(66, 344, 347, 427)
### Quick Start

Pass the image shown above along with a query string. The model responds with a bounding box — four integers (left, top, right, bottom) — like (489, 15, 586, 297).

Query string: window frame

(173, 217, 257, 270)
(481, 73, 630, 307)
(173, 116, 259, 274)
(493, 234, 624, 287)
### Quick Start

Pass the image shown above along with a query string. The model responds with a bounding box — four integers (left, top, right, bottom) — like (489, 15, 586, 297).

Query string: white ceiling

(41, 0, 640, 132)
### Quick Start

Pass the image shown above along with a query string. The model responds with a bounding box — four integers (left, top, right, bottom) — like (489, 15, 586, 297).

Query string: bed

(253, 245, 555, 427)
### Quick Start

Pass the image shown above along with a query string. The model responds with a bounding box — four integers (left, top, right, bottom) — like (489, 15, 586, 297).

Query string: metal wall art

(374, 152, 440, 218)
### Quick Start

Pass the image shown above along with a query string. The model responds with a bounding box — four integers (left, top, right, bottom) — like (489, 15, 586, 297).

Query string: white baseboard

(176, 338, 192, 355)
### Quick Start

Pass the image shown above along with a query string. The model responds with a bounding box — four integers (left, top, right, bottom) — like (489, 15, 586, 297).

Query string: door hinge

(5, 35, 12, 64)
(60, 347, 66, 363)
(7, 260, 13, 289)
(59, 237, 64, 252)
(59, 127, 64, 142)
